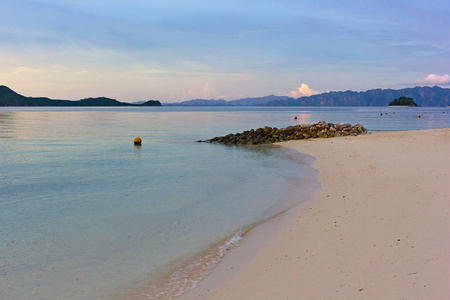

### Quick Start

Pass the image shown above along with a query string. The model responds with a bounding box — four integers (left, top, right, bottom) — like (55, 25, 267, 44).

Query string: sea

(1, 106, 449, 300)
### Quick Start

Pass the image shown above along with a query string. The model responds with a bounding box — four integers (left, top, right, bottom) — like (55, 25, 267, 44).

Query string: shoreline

(177, 128, 450, 299)
(120, 145, 320, 300)
(122, 211, 294, 300)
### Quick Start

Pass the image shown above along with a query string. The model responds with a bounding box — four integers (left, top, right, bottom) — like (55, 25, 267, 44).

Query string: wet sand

(177, 128, 450, 300)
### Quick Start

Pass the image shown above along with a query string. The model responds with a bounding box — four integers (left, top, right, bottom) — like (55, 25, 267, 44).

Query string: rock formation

(205, 121, 367, 145)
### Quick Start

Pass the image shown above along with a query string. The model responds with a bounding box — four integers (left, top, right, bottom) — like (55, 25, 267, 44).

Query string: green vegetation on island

(0, 85, 161, 107)
(389, 96, 418, 106)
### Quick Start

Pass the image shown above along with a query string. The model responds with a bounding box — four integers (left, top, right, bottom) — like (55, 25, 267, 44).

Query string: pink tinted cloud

(14, 66, 40, 73)
(422, 74, 450, 85)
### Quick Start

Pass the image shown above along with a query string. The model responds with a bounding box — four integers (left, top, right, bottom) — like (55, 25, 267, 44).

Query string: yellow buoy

(134, 137, 142, 145)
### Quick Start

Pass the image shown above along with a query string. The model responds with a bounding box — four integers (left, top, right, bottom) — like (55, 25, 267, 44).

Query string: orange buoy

(134, 137, 142, 145)
(417, 115, 421, 118)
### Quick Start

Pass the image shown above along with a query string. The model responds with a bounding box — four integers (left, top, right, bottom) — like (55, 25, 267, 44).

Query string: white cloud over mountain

(287, 83, 320, 98)
(423, 74, 450, 85)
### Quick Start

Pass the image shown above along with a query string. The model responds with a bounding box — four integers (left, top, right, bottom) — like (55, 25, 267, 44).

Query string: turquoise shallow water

(1, 106, 449, 300)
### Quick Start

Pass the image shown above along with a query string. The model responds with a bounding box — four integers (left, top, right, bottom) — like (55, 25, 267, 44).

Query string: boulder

(208, 121, 367, 145)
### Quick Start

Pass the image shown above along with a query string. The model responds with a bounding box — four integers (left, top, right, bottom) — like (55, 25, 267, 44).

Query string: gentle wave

(134, 230, 243, 300)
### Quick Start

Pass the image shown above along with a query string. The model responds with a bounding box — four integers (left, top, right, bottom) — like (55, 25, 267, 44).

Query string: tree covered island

(389, 96, 418, 106)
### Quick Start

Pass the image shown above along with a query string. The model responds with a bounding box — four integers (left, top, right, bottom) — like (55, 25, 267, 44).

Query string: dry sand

(178, 128, 450, 300)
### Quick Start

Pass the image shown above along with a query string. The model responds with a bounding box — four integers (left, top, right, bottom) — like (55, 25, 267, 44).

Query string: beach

(178, 128, 450, 300)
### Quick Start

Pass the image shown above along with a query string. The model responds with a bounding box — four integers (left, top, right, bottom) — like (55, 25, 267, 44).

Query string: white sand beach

(178, 128, 450, 300)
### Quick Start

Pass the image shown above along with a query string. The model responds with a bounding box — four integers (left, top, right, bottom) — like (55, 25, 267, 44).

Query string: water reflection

(134, 144, 142, 158)
(0, 112, 16, 139)
(294, 113, 312, 125)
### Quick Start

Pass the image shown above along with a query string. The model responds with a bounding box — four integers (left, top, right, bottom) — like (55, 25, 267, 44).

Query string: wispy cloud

(181, 83, 214, 100)
(285, 83, 320, 98)
(14, 66, 40, 73)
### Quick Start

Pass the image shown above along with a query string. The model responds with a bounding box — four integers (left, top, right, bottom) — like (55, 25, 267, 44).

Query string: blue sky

(1, 0, 449, 102)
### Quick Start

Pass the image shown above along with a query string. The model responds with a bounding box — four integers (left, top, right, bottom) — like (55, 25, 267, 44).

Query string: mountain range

(1, 85, 449, 107)
(165, 95, 292, 106)
(0, 85, 161, 106)
(264, 86, 450, 106)
(167, 86, 450, 107)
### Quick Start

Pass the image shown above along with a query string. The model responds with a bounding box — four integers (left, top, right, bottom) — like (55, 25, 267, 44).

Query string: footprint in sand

(425, 257, 440, 264)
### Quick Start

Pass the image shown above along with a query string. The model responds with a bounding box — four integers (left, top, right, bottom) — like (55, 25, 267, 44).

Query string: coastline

(122, 146, 320, 300)
(177, 128, 450, 300)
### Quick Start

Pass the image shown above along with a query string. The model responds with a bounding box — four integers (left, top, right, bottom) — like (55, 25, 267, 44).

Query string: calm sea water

(1, 106, 449, 300)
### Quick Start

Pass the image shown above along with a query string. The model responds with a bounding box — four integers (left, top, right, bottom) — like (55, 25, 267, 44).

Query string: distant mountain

(3, 85, 449, 107)
(263, 86, 450, 107)
(165, 99, 231, 106)
(229, 95, 293, 106)
(0, 85, 161, 106)
(165, 95, 293, 106)
(165, 86, 449, 107)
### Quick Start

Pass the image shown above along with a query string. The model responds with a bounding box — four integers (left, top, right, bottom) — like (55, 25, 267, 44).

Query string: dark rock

(207, 121, 367, 145)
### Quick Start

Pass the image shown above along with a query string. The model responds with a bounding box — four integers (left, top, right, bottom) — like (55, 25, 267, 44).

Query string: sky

(1, 0, 449, 103)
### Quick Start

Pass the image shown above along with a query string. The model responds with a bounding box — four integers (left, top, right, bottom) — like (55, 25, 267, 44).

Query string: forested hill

(263, 86, 450, 107)
(0, 86, 161, 106)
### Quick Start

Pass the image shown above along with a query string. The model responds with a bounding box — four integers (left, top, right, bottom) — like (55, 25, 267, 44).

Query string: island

(0, 85, 161, 107)
(389, 96, 418, 106)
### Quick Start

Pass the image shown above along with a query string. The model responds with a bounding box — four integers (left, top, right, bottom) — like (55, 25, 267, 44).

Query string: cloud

(423, 74, 450, 85)
(181, 83, 214, 100)
(14, 66, 40, 73)
(286, 83, 320, 98)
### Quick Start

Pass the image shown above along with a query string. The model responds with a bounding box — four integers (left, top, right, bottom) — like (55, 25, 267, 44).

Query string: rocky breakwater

(206, 121, 367, 145)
